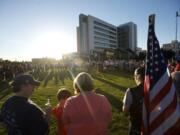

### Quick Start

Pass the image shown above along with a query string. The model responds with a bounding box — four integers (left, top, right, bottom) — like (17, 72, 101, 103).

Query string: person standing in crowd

(122, 67, 145, 135)
(0, 74, 50, 135)
(51, 88, 72, 135)
(174, 57, 180, 71)
(62, 72, 112, 135)
(168, 60, 176, 73)
(171, 71, 180, 104)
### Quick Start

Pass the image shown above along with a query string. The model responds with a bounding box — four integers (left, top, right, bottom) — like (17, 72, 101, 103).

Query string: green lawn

(0, 70, 135, 135)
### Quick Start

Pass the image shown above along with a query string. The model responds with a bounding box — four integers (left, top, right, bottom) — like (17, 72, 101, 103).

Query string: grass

(0, 70, 135, 135)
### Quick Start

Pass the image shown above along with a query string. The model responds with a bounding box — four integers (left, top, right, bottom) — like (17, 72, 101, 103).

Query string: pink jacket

(62, 91, 112, 135)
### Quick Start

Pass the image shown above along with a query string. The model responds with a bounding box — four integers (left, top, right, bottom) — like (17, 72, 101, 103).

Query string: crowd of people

(0, 57, 180, 135)
(0, 72, 112, 135)
(0, 60, 76, 92)
(0, 58, 144, 93)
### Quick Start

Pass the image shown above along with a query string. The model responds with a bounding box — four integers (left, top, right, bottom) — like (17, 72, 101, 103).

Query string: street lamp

(175, 11, 180, 42)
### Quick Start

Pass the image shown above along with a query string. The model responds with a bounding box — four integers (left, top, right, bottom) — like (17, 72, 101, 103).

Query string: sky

(0, 0, 180, 61)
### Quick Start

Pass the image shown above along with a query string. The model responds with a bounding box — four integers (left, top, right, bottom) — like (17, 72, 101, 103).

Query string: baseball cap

(11, 74, 40, 87)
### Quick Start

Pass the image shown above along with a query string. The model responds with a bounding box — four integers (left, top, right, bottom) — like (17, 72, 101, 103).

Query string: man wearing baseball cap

(0, 74, 49, 135)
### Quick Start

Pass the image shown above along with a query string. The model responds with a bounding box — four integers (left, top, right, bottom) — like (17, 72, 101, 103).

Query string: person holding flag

(142, 14, 180, 135)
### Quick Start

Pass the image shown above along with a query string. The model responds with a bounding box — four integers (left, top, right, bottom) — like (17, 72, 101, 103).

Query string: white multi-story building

(77, 14, 137, 56)
(77, 14, 117, 55)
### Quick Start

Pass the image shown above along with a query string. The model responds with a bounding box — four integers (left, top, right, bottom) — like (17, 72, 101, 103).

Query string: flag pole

(175, 11, 180, 42)
(176, 12, 178, 41)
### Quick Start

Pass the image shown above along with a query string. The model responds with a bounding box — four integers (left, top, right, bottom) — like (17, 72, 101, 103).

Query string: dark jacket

(0, 96, 49, 135)
(129, 83, 144, 135)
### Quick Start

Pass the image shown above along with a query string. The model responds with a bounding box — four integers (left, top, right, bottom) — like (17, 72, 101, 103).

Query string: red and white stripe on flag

(142, 14, 180, 135)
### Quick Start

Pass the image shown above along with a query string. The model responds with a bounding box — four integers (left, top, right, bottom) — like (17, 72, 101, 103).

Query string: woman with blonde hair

(62, 72, 112, 135)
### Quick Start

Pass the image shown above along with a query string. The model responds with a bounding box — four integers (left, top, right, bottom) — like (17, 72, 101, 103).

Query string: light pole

(175, 11, 180, 41)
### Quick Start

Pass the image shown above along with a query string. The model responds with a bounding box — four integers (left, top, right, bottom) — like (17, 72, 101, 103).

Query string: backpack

(129, 84, 143, 126)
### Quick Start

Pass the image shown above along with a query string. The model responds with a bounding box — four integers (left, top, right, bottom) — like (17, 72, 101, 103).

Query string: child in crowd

(52, 88, 72, 135)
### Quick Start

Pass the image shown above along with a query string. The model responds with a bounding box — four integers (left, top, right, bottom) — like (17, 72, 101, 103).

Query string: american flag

(142, 14, 180, 135)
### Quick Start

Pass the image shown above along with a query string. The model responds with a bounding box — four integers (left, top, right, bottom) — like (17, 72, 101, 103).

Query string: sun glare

(31, 31, 74, 59)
